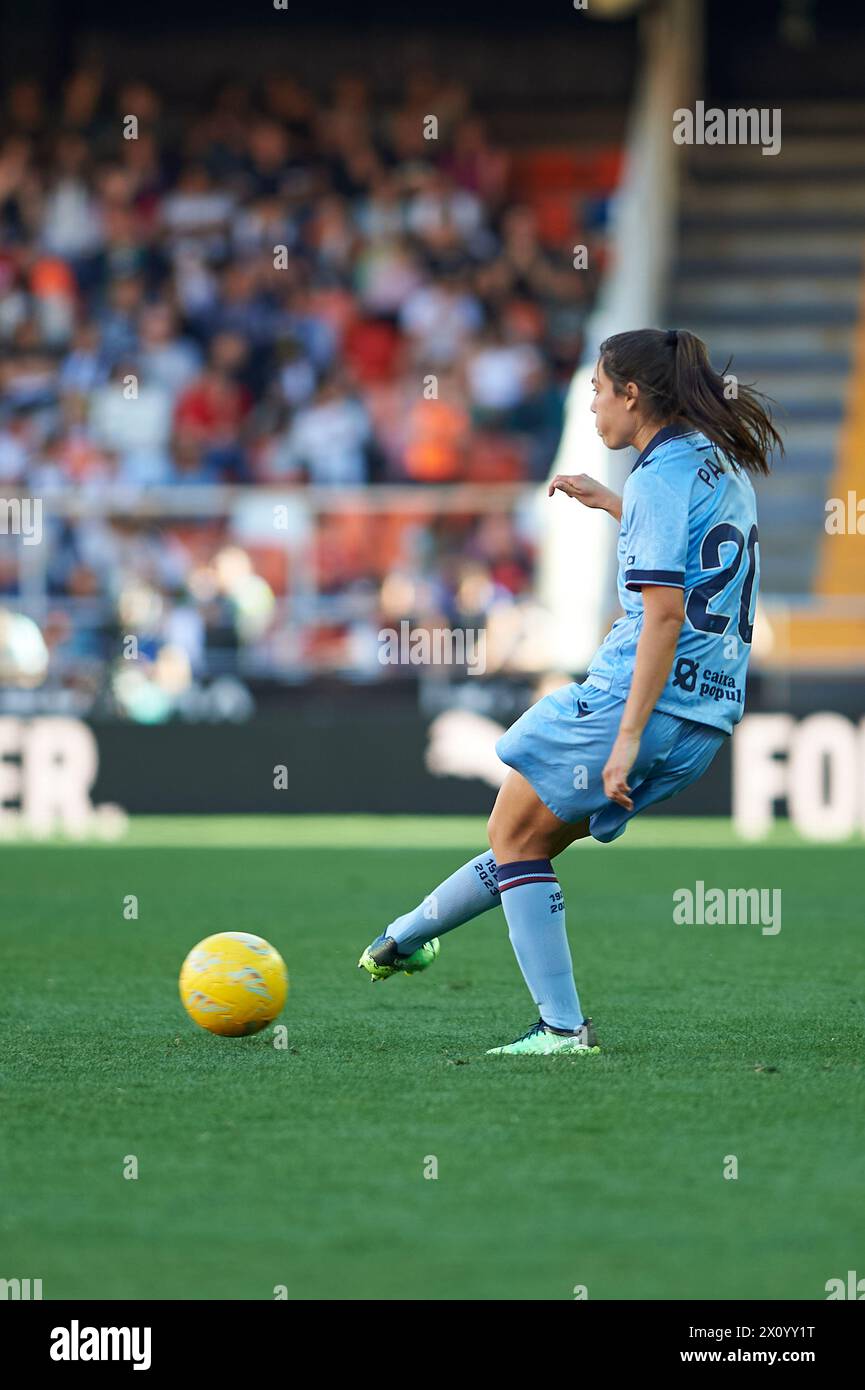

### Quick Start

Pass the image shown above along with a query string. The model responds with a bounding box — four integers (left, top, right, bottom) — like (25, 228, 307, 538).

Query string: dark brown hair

(598, 327, 783, 476)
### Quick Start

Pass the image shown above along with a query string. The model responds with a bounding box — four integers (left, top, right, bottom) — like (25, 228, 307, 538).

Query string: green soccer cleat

(357, 933, 440, 982)
(486, 1017, 601, 1056)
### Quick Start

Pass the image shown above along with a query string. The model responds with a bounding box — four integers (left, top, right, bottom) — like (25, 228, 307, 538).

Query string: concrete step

(762, 544, 823, 594)
(669, 302, 857, 327)
(678, 229, 865, 261)
(753, 470, 831, 501)
(758, 522, 824, 546)
(681, 183, 865, 214)
(739, 369, 846, 403)
(758, 516, 825, 545)
(674, 323, 855, 359)
(769, 420, 846, 454)
(671, 276, 860, 311)
(685, 137, 865, 172)
(678, 256, 863, 278)
(769, 102, 865, 133)
(769, 401, 844, 423)
(681, 211, 865, 233)
(686, 158, 865, 184)
(705, 349, 852, 375)
(763, 448, 838, 476)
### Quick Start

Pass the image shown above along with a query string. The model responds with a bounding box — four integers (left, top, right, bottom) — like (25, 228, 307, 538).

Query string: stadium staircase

(668, 102, 865, 666)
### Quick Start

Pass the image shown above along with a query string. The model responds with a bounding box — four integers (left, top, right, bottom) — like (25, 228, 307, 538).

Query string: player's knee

(488, 773, 554, 862)
(487, 806, 517, 861)
(486, 808, 502, 857)
(489, 820, 540, 864)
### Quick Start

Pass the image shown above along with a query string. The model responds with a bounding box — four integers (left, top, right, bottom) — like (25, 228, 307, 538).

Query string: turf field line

(0, 814, 859, 850)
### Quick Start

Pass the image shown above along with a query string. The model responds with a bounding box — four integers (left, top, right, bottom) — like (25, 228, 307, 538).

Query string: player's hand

(548, 473, 620, 516)
(603, 731, 641, 810)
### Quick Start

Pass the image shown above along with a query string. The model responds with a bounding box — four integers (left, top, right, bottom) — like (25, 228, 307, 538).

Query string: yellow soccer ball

(179, 931, 289, 1037)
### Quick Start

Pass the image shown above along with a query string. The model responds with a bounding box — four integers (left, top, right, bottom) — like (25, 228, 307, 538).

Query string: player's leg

(358, 683, 602, 983)
(487, 767, 590, 862)
(358, 680, 611, 1001)
(357, 849, 503, 980)
(484, 770, 599, 1053)
(486, 708, 717, 1053)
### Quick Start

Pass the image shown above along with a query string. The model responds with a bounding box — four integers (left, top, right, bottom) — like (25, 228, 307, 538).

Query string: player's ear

(624, 381, 639, 410)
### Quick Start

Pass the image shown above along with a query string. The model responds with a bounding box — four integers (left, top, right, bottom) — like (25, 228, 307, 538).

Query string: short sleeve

(621, 468, 689, 591)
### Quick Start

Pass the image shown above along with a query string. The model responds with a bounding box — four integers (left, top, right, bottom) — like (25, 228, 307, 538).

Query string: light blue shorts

(495, 680, 725, 842)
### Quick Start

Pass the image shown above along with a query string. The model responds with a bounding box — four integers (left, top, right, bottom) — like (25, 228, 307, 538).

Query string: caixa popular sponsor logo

(0, 717, 126, 838)
(734, 714, 865, 840)
(672, 658, 741, 704)
(699, 668, 742, 704)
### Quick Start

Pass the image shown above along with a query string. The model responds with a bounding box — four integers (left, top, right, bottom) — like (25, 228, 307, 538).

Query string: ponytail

(598, 327, 783, 476)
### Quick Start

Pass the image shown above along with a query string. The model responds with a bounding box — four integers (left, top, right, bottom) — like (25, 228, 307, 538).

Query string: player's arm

(603, 583, 685, 810)
(548, 473, 622, 521)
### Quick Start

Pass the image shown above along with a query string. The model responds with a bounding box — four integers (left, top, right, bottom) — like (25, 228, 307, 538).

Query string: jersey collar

(630, 421, 693, 472)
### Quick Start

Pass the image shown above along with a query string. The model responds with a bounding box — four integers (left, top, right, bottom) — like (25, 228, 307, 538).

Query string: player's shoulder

(625, 426, 700, 504)
(630, 425, 746, 498)
(637, 426, 712, 476)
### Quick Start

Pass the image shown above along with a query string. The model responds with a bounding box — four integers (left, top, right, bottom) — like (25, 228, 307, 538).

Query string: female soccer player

(359, 328, 782, 1054)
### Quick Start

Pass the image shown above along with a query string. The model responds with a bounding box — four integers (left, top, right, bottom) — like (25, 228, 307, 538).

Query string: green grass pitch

(1, 817, 863, 1300)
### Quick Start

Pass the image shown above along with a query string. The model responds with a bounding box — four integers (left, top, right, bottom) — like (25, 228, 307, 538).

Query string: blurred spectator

(89, 361, 173, 485)
(464, 323, 543, 417)
(39, 133, 103, 261)
(174, 334, 253, 481)
(400, 273, 483, 367)
(275, 376, 371, 485)
(138, 304, 202, 398)
(0, 64, 617, 683)
(162, 163, 235, 262)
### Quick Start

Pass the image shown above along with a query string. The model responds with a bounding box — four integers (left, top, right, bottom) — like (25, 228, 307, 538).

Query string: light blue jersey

(495, 421, 758, 835)
(587, 423, 759, 735)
